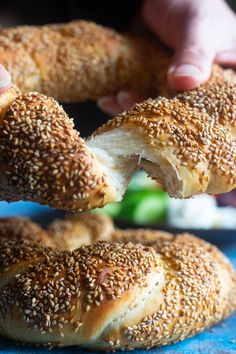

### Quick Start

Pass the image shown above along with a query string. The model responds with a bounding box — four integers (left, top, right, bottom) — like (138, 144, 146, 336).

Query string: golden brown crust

(0, 21, 235, 206)
(2, 78, 235, 208)
(0, 89, 116, 210)
(110, 230, 236, 349)
(0, 217, 54, 248)
(0, 21, 171, 102)
(0, 215, 235, 350)
(48, 213, 114, 250)
(93, 73, 236, 198)
(2, 21, 235, 104)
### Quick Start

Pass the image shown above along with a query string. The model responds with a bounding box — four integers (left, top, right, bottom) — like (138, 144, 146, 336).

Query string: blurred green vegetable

(95, 202, 121, 218)
(94, 171, 168, 225)
(119, 189, 168, 225)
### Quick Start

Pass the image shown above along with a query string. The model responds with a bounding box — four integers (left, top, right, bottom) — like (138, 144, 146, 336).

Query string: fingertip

(117, 91, 143, 110)
(97, 91, 144, 116)
(168, 64, 207, 90)
(168, 41, 215, 91)
(97, 95, 123, 116)
(168, 71, 204, 91)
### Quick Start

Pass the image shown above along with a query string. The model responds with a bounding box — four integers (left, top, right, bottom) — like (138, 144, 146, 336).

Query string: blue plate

(0, 201, 65, 227)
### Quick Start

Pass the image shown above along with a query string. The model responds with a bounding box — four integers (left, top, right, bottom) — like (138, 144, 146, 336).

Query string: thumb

(168, 40, 216, 91)
(0, 65, 11, 93)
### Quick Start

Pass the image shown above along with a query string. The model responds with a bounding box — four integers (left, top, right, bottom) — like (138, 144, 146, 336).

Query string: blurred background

(0, 0, 236, 231)
(94, 171, 236, 230)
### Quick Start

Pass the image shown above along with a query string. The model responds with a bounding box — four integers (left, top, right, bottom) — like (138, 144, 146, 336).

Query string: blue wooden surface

(0, 201, 235, 354)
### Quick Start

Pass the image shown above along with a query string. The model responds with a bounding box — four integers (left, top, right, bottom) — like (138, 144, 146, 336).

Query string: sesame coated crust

(0, 21, 235, 206)
(0, 89, 113, 210)
(0, 217, 54, 248)
(47, 213, 115, 250)
(94, 71, 236, 198)
(0, 21, 170, 102)
(0, 215, 235, 350)
(0, 19, 235, 350)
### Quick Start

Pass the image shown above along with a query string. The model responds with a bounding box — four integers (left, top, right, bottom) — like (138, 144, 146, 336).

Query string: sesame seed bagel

(1, 20, 235, 104)
(0, 215, 235, 350)
(0, 21, 170, 102)
(0, 21, 236, 208)
(0, 88, 119, 210)
(1, 74, 236, 208)
(90, 73, 236, 198)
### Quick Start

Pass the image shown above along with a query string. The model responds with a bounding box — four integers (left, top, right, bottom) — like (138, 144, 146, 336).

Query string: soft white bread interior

(88, 127, 186, 199)
(88, 125, 211, 199)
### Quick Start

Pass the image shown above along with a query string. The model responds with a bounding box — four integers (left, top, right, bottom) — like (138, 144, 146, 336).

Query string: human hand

(98, 0, 236, 115)
(0, 64, 11, 93)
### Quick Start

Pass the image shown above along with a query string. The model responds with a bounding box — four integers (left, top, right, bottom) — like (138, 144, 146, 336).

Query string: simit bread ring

(0, 214, 234, 350)
(0, 21, 235, 209)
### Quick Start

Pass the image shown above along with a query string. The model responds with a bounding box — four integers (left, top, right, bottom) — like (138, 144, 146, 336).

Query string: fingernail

(0, 64, 11, 88)
(170, 64, 202, 77)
